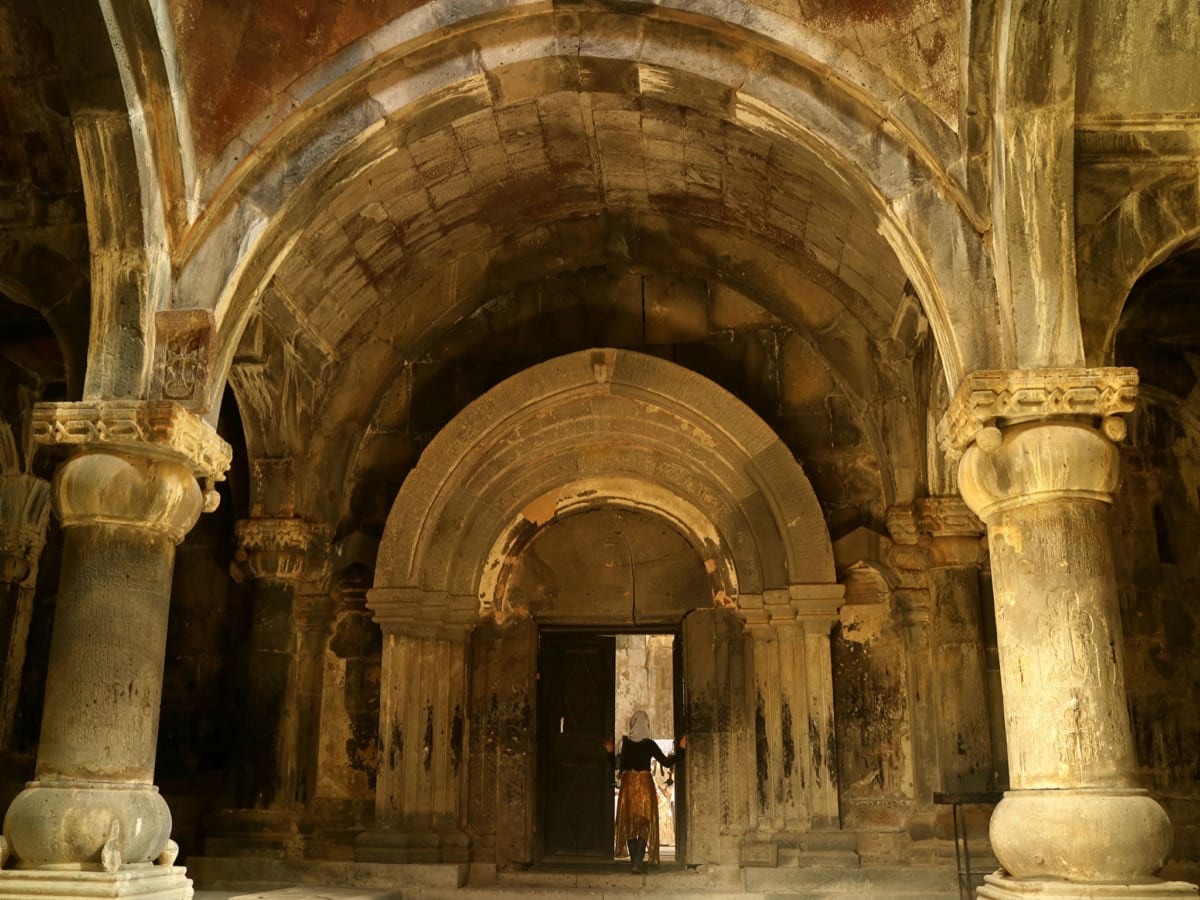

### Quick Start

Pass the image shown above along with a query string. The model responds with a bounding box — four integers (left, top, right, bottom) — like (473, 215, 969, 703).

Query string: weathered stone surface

(3, 1, 1200, 893)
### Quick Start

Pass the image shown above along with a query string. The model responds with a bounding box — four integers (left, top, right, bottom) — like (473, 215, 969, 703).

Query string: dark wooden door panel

(541, 634, 615, 859)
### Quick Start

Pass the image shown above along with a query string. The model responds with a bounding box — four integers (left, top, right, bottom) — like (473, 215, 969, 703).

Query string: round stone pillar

(0, 400, 229, 899)
(940, 369, 1197, 898)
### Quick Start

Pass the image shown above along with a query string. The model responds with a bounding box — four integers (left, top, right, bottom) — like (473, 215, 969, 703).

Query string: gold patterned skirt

(614, 770, 660, 863)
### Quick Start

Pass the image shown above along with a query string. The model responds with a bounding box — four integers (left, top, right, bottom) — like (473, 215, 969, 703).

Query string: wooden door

(540, 633, 616, 860)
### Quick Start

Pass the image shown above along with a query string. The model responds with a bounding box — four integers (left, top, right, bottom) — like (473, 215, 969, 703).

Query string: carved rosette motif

(938, 367, 1139, 454)
(32, 400, 232, 512)
(235, 517, 333, 584)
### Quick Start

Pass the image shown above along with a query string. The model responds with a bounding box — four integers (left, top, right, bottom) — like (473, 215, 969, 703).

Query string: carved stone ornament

(234, 517, 332, 584)
(0, 473, 51, 584)
(913, 496, 983, 538)
(885, 505, 919, 545)
(151, 309, 217, 414)
(938, 367, 1139, 454)
(31, 400, 232, 487)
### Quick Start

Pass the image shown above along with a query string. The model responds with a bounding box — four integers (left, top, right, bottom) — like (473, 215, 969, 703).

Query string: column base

(354, 829, 470, 864)
(0, 864, 192, 899)
(978, 872, 1199, 899)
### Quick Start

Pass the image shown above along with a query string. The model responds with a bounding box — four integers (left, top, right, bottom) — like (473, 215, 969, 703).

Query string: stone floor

(189, 862, 964, 899)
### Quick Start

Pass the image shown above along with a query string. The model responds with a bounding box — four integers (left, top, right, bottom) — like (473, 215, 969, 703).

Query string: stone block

(710, 283, 779, 331)
(739, 840, 778, 867)
(644, 275, 710, 345)
(0, 865, 193, 898)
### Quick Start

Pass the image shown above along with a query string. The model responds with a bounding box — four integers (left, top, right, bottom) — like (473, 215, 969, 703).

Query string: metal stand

(934, 791, 1003, 900)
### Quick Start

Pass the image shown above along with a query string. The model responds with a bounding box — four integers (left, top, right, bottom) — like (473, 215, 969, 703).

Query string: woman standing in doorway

(605, 710, 687, 874)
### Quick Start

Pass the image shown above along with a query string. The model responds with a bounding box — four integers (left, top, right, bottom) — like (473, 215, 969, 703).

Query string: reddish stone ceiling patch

(170, 0, 961, 170)
(171, 0, 425, 164)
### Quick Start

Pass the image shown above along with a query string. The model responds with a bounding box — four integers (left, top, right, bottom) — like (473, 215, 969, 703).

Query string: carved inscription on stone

(1034, 588, 1122, 775)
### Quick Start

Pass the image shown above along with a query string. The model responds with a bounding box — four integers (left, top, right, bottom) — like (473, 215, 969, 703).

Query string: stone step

(228, 889, 401, 900)
(744, 865, 960, 896)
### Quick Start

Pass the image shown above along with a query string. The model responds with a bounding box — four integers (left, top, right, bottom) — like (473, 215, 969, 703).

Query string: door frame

(535, 624, 686, 866)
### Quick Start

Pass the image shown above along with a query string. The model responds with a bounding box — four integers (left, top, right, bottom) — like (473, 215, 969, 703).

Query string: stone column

(941, 369, 1197, 898)
(0, 472, 51, 755)
(207, 517, 332, 858)
(0, 400, 229, 899)
(740, 585, 845, 864)
(355, 588, 472, 864)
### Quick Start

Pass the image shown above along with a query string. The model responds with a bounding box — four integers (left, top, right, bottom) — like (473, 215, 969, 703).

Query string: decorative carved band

(31, 400, 232, 483)
(938, 367, 1139, 453)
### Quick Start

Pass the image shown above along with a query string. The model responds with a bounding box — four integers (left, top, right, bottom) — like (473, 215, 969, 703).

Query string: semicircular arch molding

(373, 349, 837, 620)
(1078, 170, 1200, 365)
(180, 5, 997, 420)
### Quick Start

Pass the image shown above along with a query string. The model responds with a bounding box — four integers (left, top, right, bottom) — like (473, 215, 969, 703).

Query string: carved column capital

(52, 452, 203, 543)
(0, 474, 51, 584)
(884, 506, 931, 587)
(367, 587, 475, 639)
(914, 497, 985, 567)
(32, 400, 232, 512)
(740, 584, 844, 631)
(234, 517, 333, 584)
(937, 367, 1138, 455)
(958, 421, 1120, 523)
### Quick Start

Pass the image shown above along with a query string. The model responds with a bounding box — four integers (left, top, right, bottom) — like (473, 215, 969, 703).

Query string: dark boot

(629, 838, 646, 874)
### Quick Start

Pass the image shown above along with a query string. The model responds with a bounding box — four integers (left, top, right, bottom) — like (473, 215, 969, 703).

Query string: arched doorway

(508, 507, 704, 863)
(361, 349, 844, 870)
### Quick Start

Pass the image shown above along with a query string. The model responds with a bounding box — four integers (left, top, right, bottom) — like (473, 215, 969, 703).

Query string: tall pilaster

(885, 507, 940, 827)
(741, 584, 844, 854)
(914, 498, 991, 795)
(0, 400, 229, 899)
(941, 369, 1197, 898)
(355, 588, 472, 864)
(0, 472, 51, 755)
(208, 517, 332, 858)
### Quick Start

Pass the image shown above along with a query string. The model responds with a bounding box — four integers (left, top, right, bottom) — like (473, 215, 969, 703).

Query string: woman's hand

(604, 739, 615, 753)
(678, 735, 688, 750)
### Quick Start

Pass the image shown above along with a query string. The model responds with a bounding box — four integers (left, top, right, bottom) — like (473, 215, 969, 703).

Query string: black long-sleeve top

(610, 737, 676, 772)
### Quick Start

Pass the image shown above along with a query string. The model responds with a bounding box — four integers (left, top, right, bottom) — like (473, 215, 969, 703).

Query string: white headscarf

(627, 710, 652, 743)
